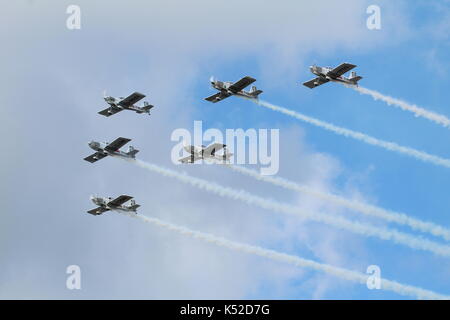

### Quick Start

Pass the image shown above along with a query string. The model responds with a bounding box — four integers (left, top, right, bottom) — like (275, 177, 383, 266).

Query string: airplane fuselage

(88, 141, 136, 159)
(211, 82, 258, 100)
(104, 96, 151, 114)
(196, 151, 232, 162)
(310, 66, 357, 86)
(106, 101, 149, 114)
(181, 144, 233, 163)
(194, 152, 232, 163)
(90, 196, 137, 213)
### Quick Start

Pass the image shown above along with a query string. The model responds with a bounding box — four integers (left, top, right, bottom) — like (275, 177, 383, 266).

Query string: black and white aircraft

(99, 92, 154, 117)
(87, 195, 140, 215)
(204, 76, 263, 103)
(84, 137, 139, 163)
(303, 63, 363, 88)
(179, 143, 232, 164)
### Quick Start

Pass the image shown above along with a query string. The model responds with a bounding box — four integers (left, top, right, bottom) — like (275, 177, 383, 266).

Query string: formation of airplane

(86, 62, 362, 215)
(178, 143, 233, 164)
(99, 91, 154, 117)
(303, 62, 362, 89)
(84, 137, 139, 163)
(204, 76, 263, 103)
(87, 195, 140, 215)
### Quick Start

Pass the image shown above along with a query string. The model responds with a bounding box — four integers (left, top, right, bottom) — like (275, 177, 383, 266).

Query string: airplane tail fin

(127, 146, 140, 157)
(129, 204, 140, 211)
(128, 200, 140, 212)
(249, 86, 263, 98)
(143, 101, 154, 108)
(217, 152, 233, 164)
(138, 101, 153, 114)
(349, 71, 363, 85)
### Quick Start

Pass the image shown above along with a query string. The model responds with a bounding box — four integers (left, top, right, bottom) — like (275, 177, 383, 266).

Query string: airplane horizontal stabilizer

(129, 204, 140, 211)
(127, 147, 139, 157)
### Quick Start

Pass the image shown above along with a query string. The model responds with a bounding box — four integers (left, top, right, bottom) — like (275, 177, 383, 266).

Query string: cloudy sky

(1, 0, 449, 299)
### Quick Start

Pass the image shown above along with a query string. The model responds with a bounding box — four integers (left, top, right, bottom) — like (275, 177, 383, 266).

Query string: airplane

(98, 91, 154, 117)
(204, 76, 263, 103)
(179, 143, 233, 164)
(87, 195, 140, 215)
(303, 62, 363, 89)
(84, 137, 139, 163)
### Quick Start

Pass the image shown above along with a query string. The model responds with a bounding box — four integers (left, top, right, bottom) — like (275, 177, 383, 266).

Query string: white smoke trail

(226, 164, 450, 242)
(129, 159, 450, 258)
(251, 99, 450, 169)
(354, 86, 450, 128)
(122, 212, 450, 300)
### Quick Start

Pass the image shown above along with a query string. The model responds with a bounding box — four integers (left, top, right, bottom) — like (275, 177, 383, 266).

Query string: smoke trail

(122, 212, 450, 300)
(226, 164, 450, 242)
(251, 99, 450, 169)
(354, 86, 450, 128)
(129, 159, 450, 258)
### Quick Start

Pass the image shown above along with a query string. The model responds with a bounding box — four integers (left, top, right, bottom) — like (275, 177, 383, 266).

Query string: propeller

(309, 62, 319, 74)
(102, 90, 115, 103)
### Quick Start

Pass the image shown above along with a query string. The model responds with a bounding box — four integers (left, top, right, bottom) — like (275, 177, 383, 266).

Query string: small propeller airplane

(178, 143, 233, 164)
(204, 76, 263, 103)
(303, 62, 363, 89)
(87, 195, 140, 215)
(84, 137, 139, 163)
(99, 91, 154, 117)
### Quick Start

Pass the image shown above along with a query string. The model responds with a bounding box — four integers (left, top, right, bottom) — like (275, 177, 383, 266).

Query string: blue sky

(1, 0, 449, 299)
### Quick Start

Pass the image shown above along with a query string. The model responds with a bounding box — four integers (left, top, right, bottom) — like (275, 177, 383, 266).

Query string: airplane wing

(328, 63, 356, 78)
(84, 152, 108, 163)
(104, 137, 131, 152)
(303, 77, 330, 89)
(204, 92, 231, 103)
(118, 92, 146, 107)
(203, 143, 225, 157)
(229, 76, 256, 93)
(98, 106, 123, 117)
(107, 195, 133, 207)
(87, 207, 110, 215)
